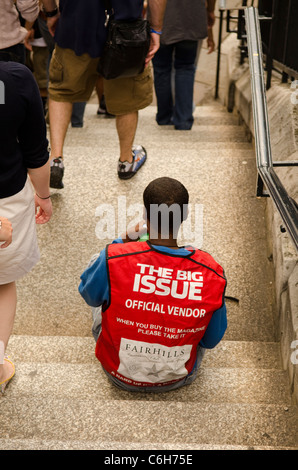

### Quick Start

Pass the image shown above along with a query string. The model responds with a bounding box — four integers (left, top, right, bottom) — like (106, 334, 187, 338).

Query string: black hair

(143, 177, 189, 237)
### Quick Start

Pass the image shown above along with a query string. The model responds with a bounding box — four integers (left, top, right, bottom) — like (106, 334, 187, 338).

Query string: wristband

(150, 28, 162, 35)
(43, 7, 59, 17)
(36, 194, 51, 199)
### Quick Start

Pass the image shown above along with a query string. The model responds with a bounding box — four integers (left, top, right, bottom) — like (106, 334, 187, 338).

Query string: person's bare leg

(0, 282, 16, 383)
(48, 99, 73, 159)
(116, 111, 138, 163)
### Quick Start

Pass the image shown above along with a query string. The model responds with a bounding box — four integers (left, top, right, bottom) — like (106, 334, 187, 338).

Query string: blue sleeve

(78, 249, 109, 307)
(78, 239, 123, 307)
(199, 303, 227, 349)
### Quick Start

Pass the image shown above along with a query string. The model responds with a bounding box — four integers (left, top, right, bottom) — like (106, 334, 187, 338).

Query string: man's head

(143, 177, 189, 239)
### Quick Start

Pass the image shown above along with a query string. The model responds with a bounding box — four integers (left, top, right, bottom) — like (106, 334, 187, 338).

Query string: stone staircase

(1, 103, 297, 450)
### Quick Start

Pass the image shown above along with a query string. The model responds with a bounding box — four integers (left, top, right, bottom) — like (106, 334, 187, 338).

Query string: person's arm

(199, 302, 227, 349)
(10, 63, 52, 224)
(79, 249, 110, 308)
(206, 0, 216, 54)
(79, 236, 125, 306)
(27, 162, 53, 224)
(16, 0, 39, 23)
(0, 218, 13, 249)
(24, 20, 35, 51)
(15, 64, 49, 169)
(39, 0, 59, 35)
(147, 0, 167, 32)
(145, 0, 167, 66)
(40, 0, 57, 12)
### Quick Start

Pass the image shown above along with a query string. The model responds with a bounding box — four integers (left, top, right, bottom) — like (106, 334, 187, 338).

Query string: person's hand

(145, 32, 160, 67)
(206, 10, 215, 54)
(121, 220, 147, 242)
(0, 217, 13, 249)
(47, 13, 60, 37)
(35, 195, 53, 224)
(24, 28, 34, 51)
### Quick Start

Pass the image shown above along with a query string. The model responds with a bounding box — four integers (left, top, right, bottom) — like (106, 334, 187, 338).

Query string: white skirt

(0, 178, 40, 284)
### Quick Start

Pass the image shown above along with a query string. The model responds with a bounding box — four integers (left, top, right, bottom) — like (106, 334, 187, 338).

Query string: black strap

(102, 0, 114, 26)
(102, 0, 113, 11)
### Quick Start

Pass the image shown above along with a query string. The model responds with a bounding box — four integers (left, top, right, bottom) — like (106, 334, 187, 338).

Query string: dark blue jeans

(153, 40, 198, 130)
(71, 101, 87, 127)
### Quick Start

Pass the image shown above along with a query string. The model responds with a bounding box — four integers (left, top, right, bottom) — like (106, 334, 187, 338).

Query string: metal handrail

(245, 7, 298, 250)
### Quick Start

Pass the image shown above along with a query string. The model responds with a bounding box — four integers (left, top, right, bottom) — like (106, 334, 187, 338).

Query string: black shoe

(50, 157, 64, 189)
(97, 106, 115, 118)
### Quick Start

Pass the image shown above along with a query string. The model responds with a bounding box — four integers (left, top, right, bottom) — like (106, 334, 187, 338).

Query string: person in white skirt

(0, 61, 52, 393)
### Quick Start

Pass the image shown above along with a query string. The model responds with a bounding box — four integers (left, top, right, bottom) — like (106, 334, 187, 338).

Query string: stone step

(70, 123, 249, 144)
(66, 104, 249, 149)
(1, 398, 297, 449)
(4, 337, 292, 409)
(65, 131, 253, 151)
(13, 276, 276, 342)
(194, 113, 240, 127)
(83, 102, 240, 121)
(2, 101, 296, 451)
(11, 102, 273, 341)
(2, 362, 291, 405)
(0, 438, 296, 451)
(150, 125, 248, 143)
(7, 336, 282, 369)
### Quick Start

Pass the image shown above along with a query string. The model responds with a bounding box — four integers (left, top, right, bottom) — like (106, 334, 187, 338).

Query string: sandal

(0, 356, 15, 394)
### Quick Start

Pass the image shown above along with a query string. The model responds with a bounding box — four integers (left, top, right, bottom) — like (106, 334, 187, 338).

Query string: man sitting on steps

(79, 177, 227, 392)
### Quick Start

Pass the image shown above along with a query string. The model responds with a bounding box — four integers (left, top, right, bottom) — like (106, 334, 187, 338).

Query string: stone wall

(220, 34, 298, 404)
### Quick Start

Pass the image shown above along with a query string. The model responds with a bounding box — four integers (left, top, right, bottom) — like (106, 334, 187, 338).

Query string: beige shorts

(0, 178, 40, 285)
(48, 45, 153, 115)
